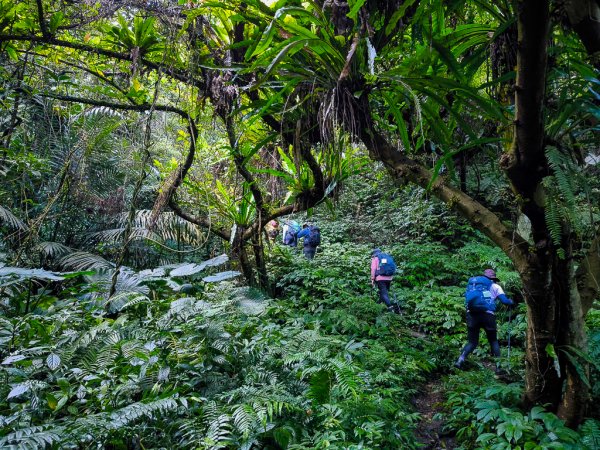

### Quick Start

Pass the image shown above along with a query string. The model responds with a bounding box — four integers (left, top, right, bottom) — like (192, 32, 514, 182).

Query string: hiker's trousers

(461, 312, 501, 357)
(376, 280, 392, 307)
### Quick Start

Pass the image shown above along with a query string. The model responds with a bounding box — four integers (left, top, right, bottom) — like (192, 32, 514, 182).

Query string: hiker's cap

(483, 269, 499, 281)
(371, 248, 382, 256)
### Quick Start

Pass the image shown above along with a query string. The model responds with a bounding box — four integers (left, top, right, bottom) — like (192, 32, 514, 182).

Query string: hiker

(370, 248, 397, 312)
(455, 268, 514, 373)
(296, 223, 321, 259)
(265, 219, 279, 241)
(282, 220, 300, 247)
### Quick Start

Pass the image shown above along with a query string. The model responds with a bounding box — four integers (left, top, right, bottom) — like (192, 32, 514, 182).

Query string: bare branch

(0, 34, 197, 88)
(168, 199, 231, 241)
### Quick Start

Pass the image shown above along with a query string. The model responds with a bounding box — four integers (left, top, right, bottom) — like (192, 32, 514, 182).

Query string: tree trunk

(520, 240, 589, 426)
(521, 265, 561, 410)
(231, 226, 255, 286)
(251, 234, 271, 294)
(555, 243, 589, 426)
(237, 243, 256, 287)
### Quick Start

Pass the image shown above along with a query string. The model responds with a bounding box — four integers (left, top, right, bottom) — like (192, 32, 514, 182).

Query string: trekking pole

(507, 307, 512, 369)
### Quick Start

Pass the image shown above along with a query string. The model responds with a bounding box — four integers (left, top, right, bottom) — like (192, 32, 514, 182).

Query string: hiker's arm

(492, 284, 513, 305)
(297, 228, 309, 239)
(497, 293, 514, 306)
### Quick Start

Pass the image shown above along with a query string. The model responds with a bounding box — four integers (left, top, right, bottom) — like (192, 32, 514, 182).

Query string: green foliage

(542, 146, 591, 256)
(441, 378, 589, 449)
(0, 248, 432, 449)
(1, 1, 599, 448)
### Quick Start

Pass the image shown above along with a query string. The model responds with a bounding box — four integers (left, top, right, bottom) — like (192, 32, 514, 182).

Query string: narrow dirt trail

(413, 378, 456, 449)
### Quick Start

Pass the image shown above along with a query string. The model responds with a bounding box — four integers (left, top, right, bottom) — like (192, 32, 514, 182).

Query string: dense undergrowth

(1, 181, 599, 449)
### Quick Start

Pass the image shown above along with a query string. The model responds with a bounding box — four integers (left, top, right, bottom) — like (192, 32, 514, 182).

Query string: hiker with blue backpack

(296, 223, 321, 259)
(370, 249, 397, 312)
(282, 220, 301, 247)
(454, 269, 514, 374)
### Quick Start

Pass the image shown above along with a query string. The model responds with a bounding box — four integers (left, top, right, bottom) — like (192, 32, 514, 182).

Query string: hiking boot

(454, 356, 465, 370)
(495, 366, 508, 377)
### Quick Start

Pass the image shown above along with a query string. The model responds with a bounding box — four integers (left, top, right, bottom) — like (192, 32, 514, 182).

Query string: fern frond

(0, 425, 63, 449)
(232, 404, 257, 437)
(543, 192, 563, 247)
(106, 397, 179, 428)
(580, 419, 600, 449)
(205, 413, 233, 448)
(329, 358, 362, 399)
(546, 146, 577, 207)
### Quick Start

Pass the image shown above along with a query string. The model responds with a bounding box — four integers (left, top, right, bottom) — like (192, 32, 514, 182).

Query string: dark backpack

(306, 226, 321, 246)
(376, 253, 397, 276)
(284, 228, 296, 245)
(465, 276, 494, 312)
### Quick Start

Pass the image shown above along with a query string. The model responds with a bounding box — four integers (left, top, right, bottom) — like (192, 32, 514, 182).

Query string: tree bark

(563, 0, 600, 66)
(252, 234, 270, 293)
(556, 251, 589, 427)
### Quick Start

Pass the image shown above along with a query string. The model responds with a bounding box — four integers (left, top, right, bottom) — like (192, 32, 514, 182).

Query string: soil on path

(413, 378, 456, 450)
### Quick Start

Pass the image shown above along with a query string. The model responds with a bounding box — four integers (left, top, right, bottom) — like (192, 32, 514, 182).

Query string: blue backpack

(306, 226, 321, 246)
(465, 276, 495, 312)
(283, 221, 300, 245)
(376, 253, 397, 276)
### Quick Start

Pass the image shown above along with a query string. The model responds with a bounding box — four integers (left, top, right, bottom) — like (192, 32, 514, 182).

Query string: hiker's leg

(376, 280, 391, 306)
(460, 313, 481, 357)
(304, 247, 316, 259)
(482, 314, 501, 357)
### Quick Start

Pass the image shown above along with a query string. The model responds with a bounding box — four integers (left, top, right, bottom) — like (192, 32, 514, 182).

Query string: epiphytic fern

(543, 146, 586, 257)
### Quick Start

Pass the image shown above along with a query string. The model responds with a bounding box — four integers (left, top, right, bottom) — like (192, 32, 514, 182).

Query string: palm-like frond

(35, 241, 72, 259)
(88, 227, 162, 245)
(0, 266, 66, 283)
(57, 251, 113, 271)
(0, 205, 28, 231)
(105, 210, 206, 247)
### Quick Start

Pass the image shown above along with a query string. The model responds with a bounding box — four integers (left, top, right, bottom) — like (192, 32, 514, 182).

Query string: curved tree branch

(0, 34, 197, 88)
(354, 99, 530, 273)
(168, 199, 231, 241)
(38, 92, 189, 118)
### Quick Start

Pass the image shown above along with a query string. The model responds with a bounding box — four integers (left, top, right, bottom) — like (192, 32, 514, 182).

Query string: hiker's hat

(371, 248, 382, 256)
(483, 269, 499, 281)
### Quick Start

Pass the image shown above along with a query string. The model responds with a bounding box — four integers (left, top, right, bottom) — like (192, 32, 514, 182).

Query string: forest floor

(413, 377, 456, 449)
